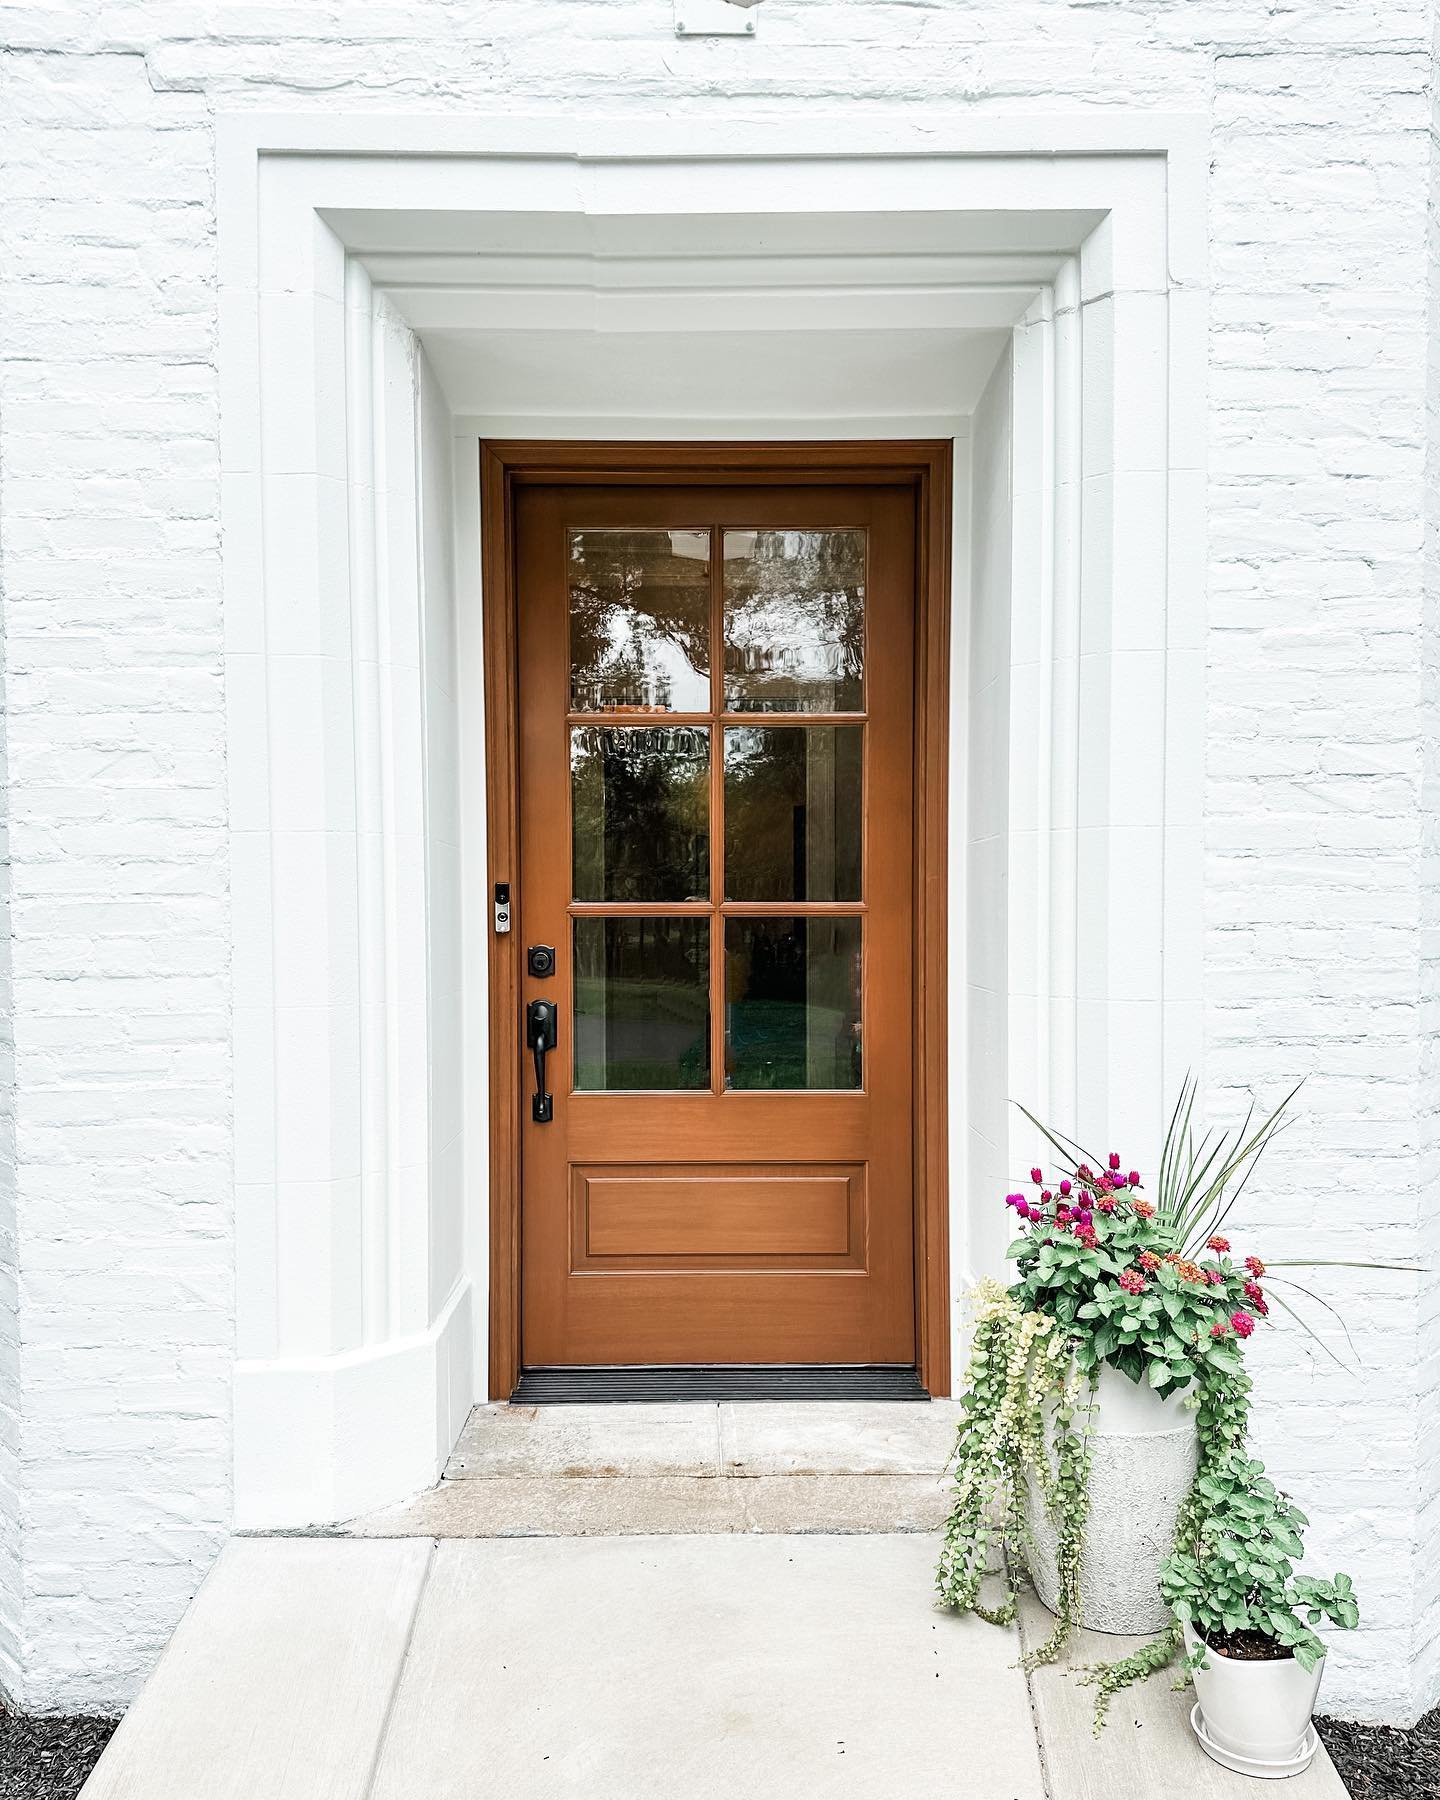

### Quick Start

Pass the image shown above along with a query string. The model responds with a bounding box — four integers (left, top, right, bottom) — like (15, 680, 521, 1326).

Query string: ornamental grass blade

(1262, 1287, 1353, 1373)
(1012, 1101, 1105, 1180)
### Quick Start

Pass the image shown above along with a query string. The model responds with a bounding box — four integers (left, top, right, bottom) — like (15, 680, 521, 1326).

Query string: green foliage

(1007, 1206, 1254, 1400)
(1161, 1450, 1359, 1673)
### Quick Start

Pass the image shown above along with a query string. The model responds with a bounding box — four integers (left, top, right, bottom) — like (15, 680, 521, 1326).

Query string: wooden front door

(514, 470, 918, 1368)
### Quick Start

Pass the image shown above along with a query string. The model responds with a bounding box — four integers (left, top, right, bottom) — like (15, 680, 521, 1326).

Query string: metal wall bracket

(674, 0, 759, 36)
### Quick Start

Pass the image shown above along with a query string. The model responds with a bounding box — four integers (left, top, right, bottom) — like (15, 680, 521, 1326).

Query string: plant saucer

(1190, 1704, 1320, 1780)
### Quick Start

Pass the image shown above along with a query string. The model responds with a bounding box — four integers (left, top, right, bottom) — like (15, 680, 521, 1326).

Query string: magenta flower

(1230, 1311, 1256, 1339)
(1210, 1321, 1229, 1339)
(1118, 1269, 1147, 1296)
(1128, 1170, 1141, 1187)
(1108, 1152, 1121, 1171)
(1030, 1166, 1044, 1185)
(1059, 1179, 1072, 1197)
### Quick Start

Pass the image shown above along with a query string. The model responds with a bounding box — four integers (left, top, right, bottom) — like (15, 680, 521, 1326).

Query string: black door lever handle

(526, 998, 558, 1123)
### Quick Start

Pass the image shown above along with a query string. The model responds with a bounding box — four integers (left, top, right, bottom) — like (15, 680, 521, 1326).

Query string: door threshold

(510, 1365, 930, 1404)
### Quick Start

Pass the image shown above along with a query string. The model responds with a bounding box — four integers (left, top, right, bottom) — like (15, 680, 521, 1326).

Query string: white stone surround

(0, 2, 1434, 1729)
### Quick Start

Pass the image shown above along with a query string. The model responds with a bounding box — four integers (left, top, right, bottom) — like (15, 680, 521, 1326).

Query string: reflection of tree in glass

(724, 530, 864, 714)
(723, 726, 861, 902)
(574, 917, 709, 1090)
(569, 531, 710, 712)
(725, 917, 861, 1089)
(571, 727, 710, 902)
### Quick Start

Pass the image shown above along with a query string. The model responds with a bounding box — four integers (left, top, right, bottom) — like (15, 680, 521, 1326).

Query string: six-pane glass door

(567, 524, 866, 1094)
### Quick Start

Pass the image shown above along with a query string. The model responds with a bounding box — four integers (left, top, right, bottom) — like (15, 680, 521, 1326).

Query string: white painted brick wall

(0, 0, 1437, 1722)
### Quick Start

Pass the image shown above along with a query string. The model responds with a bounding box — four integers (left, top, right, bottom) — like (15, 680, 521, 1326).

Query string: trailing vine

(935, 1282, 1096, 1662)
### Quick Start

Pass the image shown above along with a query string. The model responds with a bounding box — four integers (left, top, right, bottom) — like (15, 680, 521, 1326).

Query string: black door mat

(511, 1365, 930, 1403)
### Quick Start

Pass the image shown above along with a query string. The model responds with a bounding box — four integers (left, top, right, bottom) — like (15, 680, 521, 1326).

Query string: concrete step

(345, 1472, 949, 1537)
(444, 1397, 964, 1479)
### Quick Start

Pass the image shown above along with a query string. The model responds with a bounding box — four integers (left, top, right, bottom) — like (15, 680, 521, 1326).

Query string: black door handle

(526, 998, 558, 1123)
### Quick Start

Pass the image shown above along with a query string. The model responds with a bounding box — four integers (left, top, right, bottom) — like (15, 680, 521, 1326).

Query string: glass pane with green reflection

(724, 725, 862, 902)
(725, 916, 862, 1090)
(723, 528, 865, 714)
(571, 724, 710, 902)
(569, 528, 711, 713)
(573, 917, 710, 1091)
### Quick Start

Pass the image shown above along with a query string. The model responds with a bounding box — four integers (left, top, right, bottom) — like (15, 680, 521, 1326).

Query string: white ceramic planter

(1026, 1364, 1198, 1634)
(1183, 1622, 1324, 1772)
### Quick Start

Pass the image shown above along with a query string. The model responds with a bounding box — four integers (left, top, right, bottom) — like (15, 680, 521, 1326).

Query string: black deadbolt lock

(527, 944, 556, 979)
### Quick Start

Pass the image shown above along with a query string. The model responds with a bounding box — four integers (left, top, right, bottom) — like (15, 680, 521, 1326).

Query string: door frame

(479, 439, 954, 1398)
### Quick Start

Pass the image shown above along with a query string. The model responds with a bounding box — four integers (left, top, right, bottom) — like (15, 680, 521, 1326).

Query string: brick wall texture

(0, 0, 1437, 1722)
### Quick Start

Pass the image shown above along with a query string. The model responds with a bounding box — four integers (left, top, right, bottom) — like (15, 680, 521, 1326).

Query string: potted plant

(945, 1079, 1290, 1639)
(936, 1076, 1381, 1725)
(1162, 1449, 1359, 1776)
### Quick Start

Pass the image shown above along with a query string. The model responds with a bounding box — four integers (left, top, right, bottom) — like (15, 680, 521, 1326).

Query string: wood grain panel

(576, 1164, 861, 1264)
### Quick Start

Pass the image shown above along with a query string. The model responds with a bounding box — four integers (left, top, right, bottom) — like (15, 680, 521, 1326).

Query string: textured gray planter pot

(1025, 1364, 1198, 1635)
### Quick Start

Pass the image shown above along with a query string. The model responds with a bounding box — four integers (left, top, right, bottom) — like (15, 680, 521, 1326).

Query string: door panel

(516, 479, 915, 1368)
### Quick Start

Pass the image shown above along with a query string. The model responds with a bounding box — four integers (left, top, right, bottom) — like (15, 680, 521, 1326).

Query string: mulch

(1316, 1705, 1440, 1799)
(0, 1711, 117, 1800)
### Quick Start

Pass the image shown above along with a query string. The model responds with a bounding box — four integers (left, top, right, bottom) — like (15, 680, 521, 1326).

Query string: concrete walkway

(81, 1404, 1353, 1798)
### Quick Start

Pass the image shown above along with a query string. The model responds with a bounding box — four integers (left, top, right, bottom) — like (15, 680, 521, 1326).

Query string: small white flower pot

(1026, 1364, 1198, 1634)
(1183, 1622, 1324, 1771)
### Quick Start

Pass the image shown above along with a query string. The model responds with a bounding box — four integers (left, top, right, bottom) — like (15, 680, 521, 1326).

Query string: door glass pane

(724, 725, 862, 902)
(725, 916, 862, 1090)
(574, 917, 710, 1091)
(723, 528, 865, 714)
(569, 528, 711, 713)
(571, 725, 710, 902)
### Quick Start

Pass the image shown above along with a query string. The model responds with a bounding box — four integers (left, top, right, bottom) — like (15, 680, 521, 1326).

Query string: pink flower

(1056, 1207, 1073, 1225)
(1245, 1256, 1265, 1278)
(1041, 1189, 1053, 1203)
(1076, 1227, 1098, 1248)
(1059, 1179, 1072, 1197)
(1108, 1152, 1121, 1171)
(1118, 1269, 1147, 1296)
(1210, 1321, 1230, 1339)
(1243, 1279, 1264, 1306)
(1128, 1170, 1141, 1187)
(1031, 1166, 1044, 1185)
(1207, 1235, 1231, 1253)
(1230, 1311, 1256, 1339)
(1005, 1193, 1026, 1210)
(1206, 1269, 1225, 1286)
